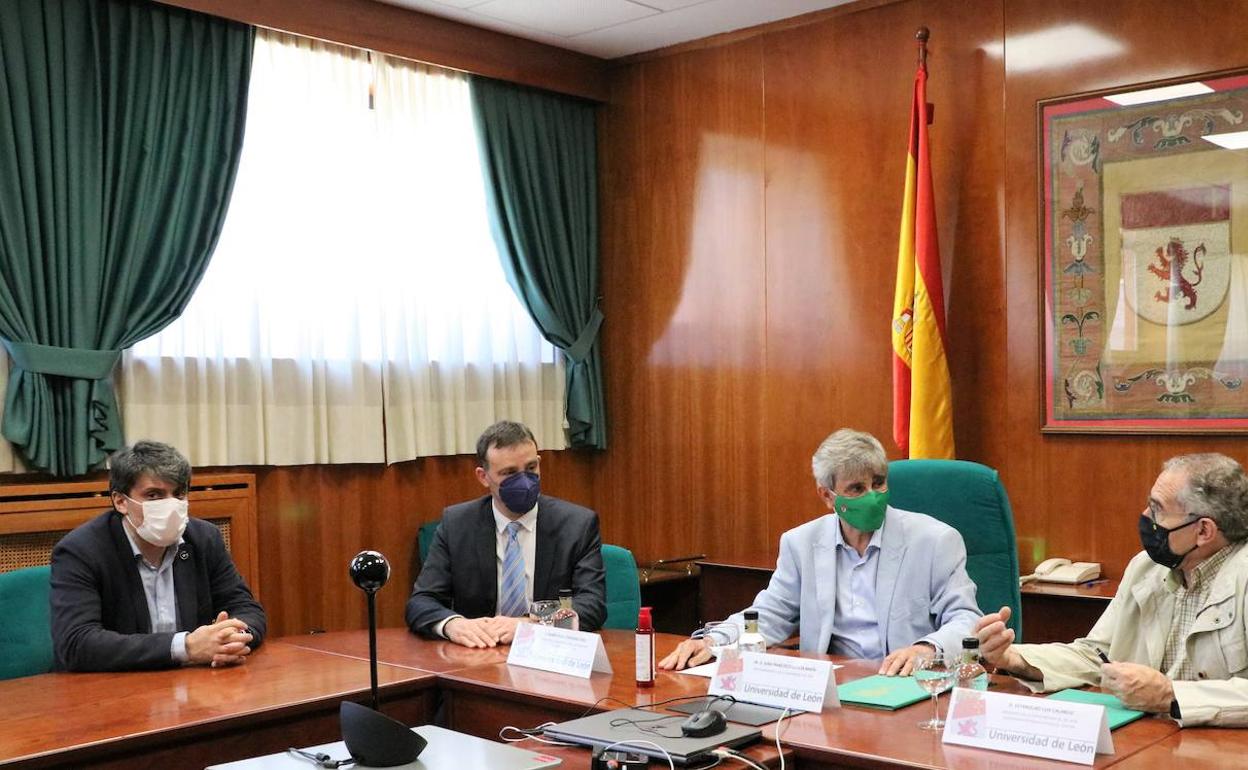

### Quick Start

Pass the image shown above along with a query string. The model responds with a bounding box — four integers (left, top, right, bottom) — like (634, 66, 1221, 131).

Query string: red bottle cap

(638, 606, 653, 630)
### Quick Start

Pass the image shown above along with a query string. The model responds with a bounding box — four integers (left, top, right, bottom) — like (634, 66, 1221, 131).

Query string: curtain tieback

(564, 306, 604, 364)
(2, 340, 122, 379)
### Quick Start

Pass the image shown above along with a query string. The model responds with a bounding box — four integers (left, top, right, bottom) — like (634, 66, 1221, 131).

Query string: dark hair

(475, 421, 537, 470)
(109, 441, 192, 497)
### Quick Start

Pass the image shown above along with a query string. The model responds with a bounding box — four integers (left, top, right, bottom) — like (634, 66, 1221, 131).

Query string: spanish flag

(891, 58, 954, 459)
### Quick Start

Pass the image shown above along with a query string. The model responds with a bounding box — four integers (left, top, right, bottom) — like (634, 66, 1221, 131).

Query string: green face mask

(834, 489, 890, 532)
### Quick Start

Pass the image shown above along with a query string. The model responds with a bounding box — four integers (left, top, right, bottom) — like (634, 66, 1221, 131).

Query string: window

(119, 31, 566, 465)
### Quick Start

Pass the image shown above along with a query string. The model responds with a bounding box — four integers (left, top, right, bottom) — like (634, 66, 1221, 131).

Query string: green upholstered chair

(417, 520, 441, 566)
(601, 544, 641, 630)
(0, 565, 54, 680)
(887, 459, 1024, 641)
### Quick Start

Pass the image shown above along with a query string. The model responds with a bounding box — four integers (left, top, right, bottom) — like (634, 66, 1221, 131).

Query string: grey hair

(475, 420, 537, 470)
(1164, 453, 1248, 543)
(811, 429, 888, 490)
(109, 441, 192, 498)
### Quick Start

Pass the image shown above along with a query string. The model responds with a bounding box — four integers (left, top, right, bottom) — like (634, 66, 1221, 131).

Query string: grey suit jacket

(405, 494, 606, 635)
(50, 510, 266, 672)
(727, 507, 981, 656)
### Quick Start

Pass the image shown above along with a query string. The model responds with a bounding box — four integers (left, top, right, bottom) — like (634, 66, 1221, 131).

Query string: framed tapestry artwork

(1041, 70, 1248, 433)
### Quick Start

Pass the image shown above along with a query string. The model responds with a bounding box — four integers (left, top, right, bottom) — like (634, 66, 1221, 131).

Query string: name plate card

(708, 651, 839, 712)
(941, 688, 1114, 766)
(506, 622, 612, 679)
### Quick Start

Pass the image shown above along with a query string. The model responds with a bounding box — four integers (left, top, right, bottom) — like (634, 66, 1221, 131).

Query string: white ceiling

(379, 0, 855, 59)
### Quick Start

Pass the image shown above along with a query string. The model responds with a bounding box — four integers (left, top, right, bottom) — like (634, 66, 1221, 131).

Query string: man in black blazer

(406, 421, 606, 647)
(50, 441, 266, 672)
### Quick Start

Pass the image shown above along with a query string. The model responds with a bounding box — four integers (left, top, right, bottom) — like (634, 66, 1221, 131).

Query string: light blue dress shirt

(122, 524, 189, 663)
(829, 519, 885, 659)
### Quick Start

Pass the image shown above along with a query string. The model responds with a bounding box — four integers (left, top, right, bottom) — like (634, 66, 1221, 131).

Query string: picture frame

(1040, 69, 1248, 433)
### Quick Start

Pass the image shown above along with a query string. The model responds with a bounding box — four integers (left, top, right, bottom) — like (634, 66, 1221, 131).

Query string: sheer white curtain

(119, 31, 566, 465)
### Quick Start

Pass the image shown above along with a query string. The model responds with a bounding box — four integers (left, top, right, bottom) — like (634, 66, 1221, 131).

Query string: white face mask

(125, 495, 189, 548)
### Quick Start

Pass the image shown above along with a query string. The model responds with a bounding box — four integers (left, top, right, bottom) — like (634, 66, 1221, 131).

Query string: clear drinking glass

(913, 654, 956, 730)
(694, 620, 741, 658)
(528, 599, 560, 625)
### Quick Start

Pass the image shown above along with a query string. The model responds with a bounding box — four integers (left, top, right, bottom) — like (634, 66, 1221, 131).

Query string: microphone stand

(341, 550, 425, 766)
(367, 587, 380, 711)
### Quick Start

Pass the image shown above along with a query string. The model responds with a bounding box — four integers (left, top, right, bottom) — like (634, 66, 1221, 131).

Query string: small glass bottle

(955, 637, 988, 690)
(739, 609, 767, 653)
(553, 587, 579, 631)
(636, 606, 655, 688)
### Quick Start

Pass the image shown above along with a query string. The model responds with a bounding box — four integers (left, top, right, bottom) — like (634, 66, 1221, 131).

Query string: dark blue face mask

(498, 471, 540, 514)
(1138, 513, 1201, 569)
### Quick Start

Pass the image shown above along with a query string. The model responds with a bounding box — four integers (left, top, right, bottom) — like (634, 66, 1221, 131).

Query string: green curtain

(470, 76, 606, 449)
(0, 0, 253, 476)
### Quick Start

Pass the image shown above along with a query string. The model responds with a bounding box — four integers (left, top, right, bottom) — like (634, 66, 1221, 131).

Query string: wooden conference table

(0, 642, 436, 769)
(279, 629, 1185, 769)
(0, 627, 1228, 770)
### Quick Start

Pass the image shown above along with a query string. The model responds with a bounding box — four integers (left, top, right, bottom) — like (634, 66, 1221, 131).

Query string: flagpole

(915, 27, 929, 69)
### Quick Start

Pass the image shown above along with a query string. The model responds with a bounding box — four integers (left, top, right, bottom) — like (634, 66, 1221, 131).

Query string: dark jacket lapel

(475, 497, 499, 614)
(106, 513, 153, 634)
(173, 539, 199, 632)
(533, 496, 556, 602)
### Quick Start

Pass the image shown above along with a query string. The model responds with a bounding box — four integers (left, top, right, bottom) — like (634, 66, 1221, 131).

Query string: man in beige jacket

(977, 453, 1248, 727)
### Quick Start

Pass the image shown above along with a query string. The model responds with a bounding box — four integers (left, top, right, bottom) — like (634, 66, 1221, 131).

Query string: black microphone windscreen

(348, 550, 390, 593)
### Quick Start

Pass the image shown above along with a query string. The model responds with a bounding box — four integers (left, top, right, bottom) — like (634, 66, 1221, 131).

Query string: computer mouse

(679, 709, 727, 738)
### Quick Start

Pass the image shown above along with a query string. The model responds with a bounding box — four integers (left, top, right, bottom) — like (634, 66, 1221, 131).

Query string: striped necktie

(498, 520, 528, 617)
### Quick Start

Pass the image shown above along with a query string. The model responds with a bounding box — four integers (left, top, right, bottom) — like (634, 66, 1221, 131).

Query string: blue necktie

(499, 521, 527, 617)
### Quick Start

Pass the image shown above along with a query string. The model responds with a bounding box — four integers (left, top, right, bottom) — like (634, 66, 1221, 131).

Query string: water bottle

(739, 610, 767, 653)
(955, 637, 988, 690)
(552, 587, 579, 631)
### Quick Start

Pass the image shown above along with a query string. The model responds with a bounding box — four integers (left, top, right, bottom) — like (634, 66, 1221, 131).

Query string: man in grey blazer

(405, 421, 606, 647)
(660, 428, 981, 675)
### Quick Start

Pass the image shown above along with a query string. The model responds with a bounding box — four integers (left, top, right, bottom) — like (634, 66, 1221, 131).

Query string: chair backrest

(0, 565, 53, 680)
(601, 544, 641, 630)
(887, 459, 1023, 640)
(417, 521, 441, 566)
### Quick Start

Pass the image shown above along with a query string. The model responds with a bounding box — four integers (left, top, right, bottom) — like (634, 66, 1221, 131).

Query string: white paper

(708, 651, 838, 712)
(941, 688, 1114, 766)
(506, 622, 612, 679)
(677, 661, 720, 678)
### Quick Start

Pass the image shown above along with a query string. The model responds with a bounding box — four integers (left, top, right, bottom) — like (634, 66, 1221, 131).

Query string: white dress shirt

(434, 499, 539, 638)
(492, 500, 538, 613)
(121, 522, 189, 663)
(830, 517, 884, 659)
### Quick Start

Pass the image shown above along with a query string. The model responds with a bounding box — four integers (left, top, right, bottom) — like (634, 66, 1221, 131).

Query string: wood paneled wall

(593, 0, 1248, 584)
(998, 0, 1248, 573)
(132, 0, 1248, 637)
(224, 452, 597, 637)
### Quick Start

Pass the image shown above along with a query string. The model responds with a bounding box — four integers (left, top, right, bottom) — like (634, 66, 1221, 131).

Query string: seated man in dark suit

(406, 420, 606, 647)
(50, 441, 266, 672)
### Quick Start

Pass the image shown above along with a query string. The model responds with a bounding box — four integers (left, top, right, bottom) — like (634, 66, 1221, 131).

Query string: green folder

(837, 674, 929, 710)
(1046, 689, 1146, 730)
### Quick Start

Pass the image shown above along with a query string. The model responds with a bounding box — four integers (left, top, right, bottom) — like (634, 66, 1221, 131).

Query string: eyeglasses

(1143, 509, 1201, 531)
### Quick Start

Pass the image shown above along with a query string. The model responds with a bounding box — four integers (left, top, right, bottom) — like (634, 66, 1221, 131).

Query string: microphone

(349, 550, 390, 710)
(340, 550, 426, 767)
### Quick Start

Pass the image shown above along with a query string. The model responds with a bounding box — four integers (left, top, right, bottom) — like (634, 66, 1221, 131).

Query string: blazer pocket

(1221, 634, 1248, 675)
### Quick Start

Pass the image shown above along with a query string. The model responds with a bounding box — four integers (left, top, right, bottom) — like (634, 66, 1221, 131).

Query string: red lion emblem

(1149, 237, 1206, 310)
